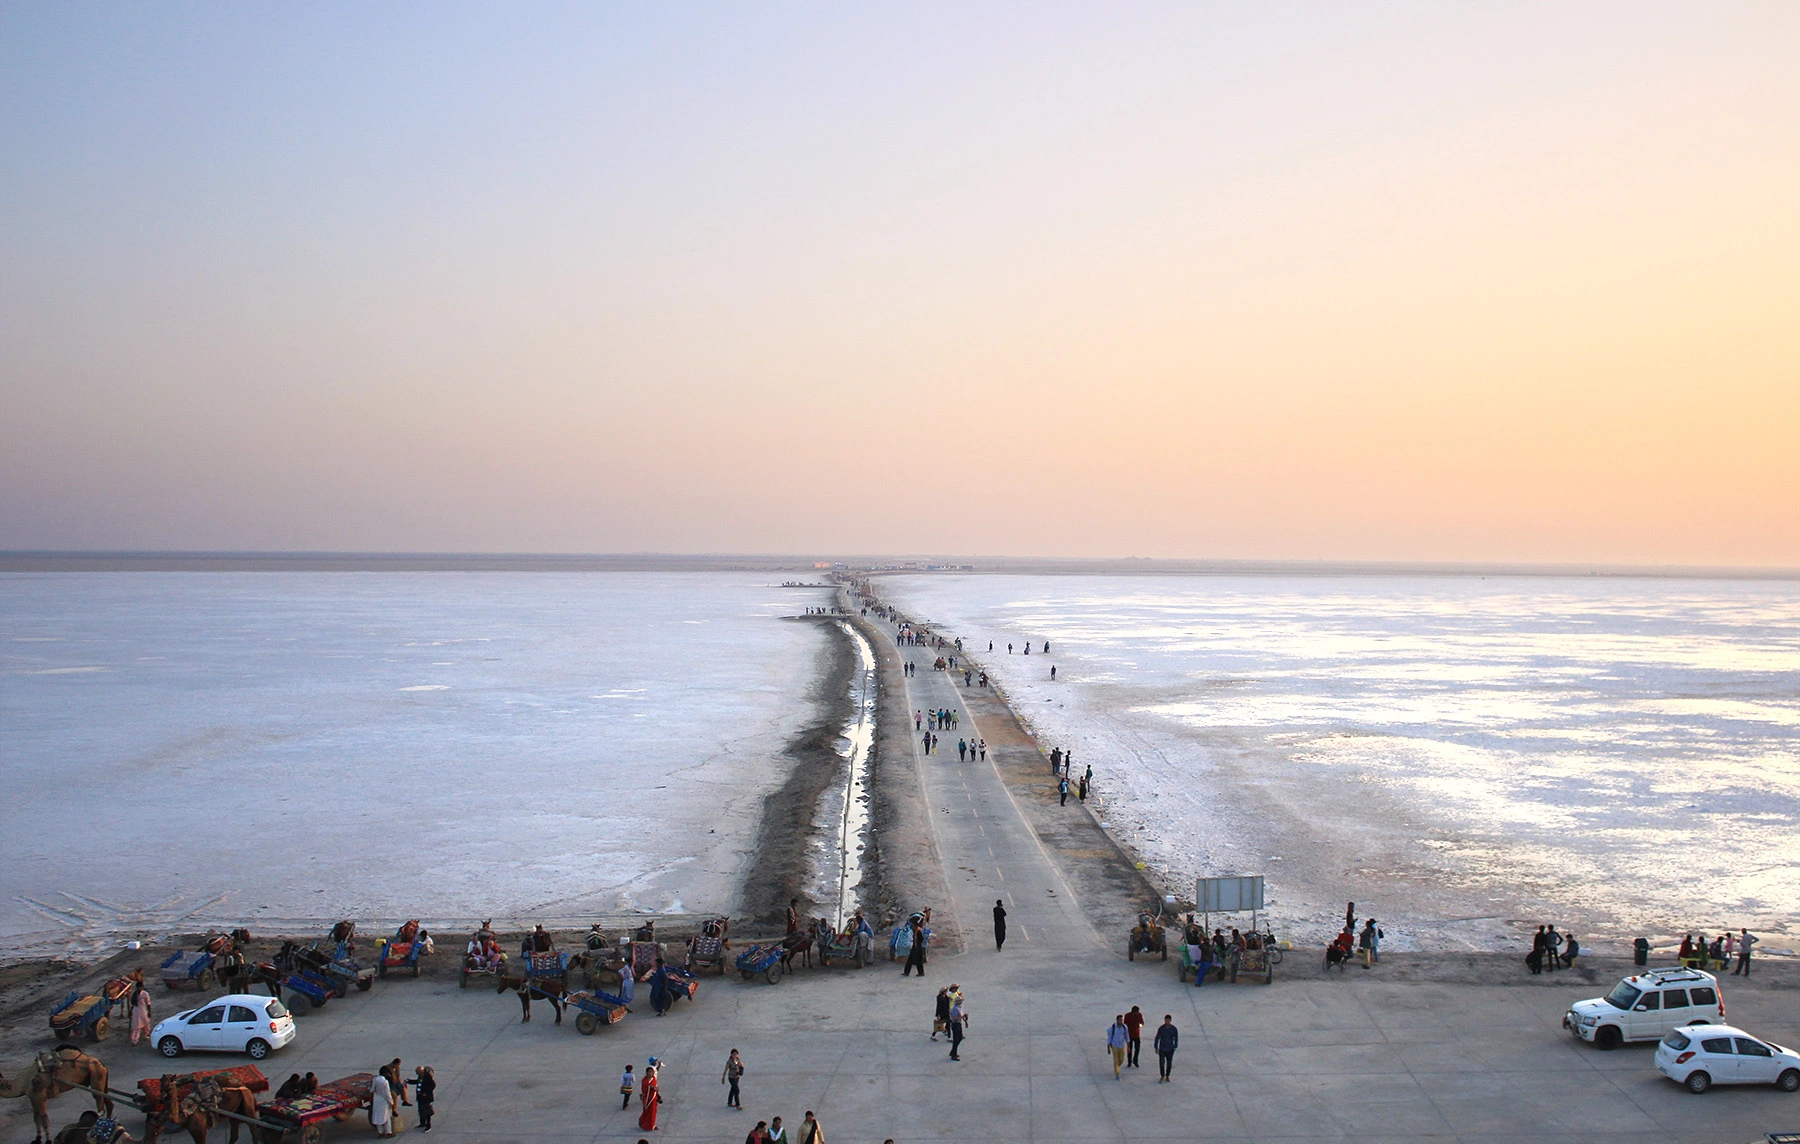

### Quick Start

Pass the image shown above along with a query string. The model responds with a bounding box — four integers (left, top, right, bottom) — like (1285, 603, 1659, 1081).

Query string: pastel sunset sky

(3, 3, 1796, 562)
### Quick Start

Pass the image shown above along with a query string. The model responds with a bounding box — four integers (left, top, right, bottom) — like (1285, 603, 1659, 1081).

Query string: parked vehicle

(1564, 967, 1724, 1049)
(376, 919, 429, 978)
(153, 993, 296, 1060)
(1656, 1025, 1800, 1093)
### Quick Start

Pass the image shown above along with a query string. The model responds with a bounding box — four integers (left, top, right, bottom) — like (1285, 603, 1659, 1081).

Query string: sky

(2, 3, 1797, 564)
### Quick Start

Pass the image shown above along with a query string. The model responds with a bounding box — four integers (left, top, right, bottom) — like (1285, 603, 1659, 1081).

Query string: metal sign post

(1196, 875, 1265, 937)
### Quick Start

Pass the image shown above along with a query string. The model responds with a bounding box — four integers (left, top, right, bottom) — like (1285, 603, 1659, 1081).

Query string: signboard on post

(1196, 875, 1264, 914)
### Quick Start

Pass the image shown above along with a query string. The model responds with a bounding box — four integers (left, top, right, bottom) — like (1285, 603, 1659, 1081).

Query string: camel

(145, 1073, 260, 1144)
(0, 1046, 113, 1144)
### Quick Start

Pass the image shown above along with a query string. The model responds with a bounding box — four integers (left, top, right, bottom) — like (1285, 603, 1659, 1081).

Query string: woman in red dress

(637, 1062, 661, 1131)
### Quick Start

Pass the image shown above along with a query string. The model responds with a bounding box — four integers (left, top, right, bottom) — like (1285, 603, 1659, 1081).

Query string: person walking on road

(721, 1049, 744, 1108)
(1153, 1015, 1178, 1082)
(903, 916, 928, 977)
(1124, 1006, 1145, 1068)
(1736, 928, 1759, 975)
(1107, 1016, 1129, 1079)
(932, 986, 950, 1039)
(958, 738, 967, 762)
(1059, 776, 1070, 806)
(746, 1122, 769, 1144)
(767, 1116, 788, 1144)
(947, 988, 968, 1060)
(993, 900, 1007, 951)
(978, 739, 986, 761)
(800, 1111, 825, 1144)
(620, 1065, 636, 1110)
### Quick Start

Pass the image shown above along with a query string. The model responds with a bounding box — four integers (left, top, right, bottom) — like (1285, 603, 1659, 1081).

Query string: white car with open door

(1656, 1025, 1800, 1093)
(153, 993, 296, 1060)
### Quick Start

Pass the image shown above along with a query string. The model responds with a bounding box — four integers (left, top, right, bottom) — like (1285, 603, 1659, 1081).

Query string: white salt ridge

(0, 571, 831, 958)
(882, 574, 1800, 955)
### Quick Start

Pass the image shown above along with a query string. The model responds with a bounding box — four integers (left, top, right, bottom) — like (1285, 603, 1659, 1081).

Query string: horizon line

(2, 550, 1797, 580)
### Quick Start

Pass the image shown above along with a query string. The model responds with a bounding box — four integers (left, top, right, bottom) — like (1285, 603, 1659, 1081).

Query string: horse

(779, 932, 813, 971)
(495, 953, 582, 1024)
(145, 1072, 259, 1144)
(0, 1046, 112, 1144)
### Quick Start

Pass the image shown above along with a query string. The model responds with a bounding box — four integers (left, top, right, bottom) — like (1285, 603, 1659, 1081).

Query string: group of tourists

(955, 737, 986, 762)
(1525, 924, 1578, 974)
(367, 1056, 434, 1135)
(1106, 1008, 1179, 1080)
(1679, 928, 1758, 975)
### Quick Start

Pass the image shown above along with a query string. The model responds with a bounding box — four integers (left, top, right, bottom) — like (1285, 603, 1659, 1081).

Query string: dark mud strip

(850, 614, 959, 948)
(740, 616, 858, 929)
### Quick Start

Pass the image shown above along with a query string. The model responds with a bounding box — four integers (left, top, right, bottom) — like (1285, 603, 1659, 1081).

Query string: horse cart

(49, 976, 137, 1043)
(375, 920, 428, 978)
(684, 918, 731, 974)
(256, 1071, 375, 1144)
(564, 989, 630, 1035)
(160, 949, 216, 992)
(1127, 913, 1167, 961)
(251, 942, 336, 1016)
(295, 938, 375, 996)
(735, 944, 787, 984)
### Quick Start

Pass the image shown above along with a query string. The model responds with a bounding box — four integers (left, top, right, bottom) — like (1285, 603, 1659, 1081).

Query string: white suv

(1563, 967, 1724, 1049)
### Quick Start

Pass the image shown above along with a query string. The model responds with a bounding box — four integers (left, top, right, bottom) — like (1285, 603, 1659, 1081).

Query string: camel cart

(255, 1071, 375, 1144)
(564, 989, 631, 1035)
(130, 1064, 270, 1141)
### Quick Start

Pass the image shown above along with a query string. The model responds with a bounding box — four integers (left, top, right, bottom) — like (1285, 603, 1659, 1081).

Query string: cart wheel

(91, 1016, 110, 1041)
(576, 1012, 599, 1035)
(197, 969, 215, 989)
(287, 993, 313, 1017)
(303, 1127, 323, 1144)
(359, 976, 373, 991)
(765, 964, 781, 985)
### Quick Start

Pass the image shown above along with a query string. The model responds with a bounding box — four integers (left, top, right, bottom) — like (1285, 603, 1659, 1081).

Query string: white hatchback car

(1563, 966, 1724, 1049)
(1656, 1025, 1800, 1093)
(153, 994, 296, 1060)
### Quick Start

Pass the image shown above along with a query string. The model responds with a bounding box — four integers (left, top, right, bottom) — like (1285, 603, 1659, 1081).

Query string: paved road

(893, 638, 1101, 957)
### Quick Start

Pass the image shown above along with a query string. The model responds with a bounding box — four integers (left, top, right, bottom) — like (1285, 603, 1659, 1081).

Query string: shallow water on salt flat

(0, 572, 829, 957)
(881, 574, 1800, 955)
